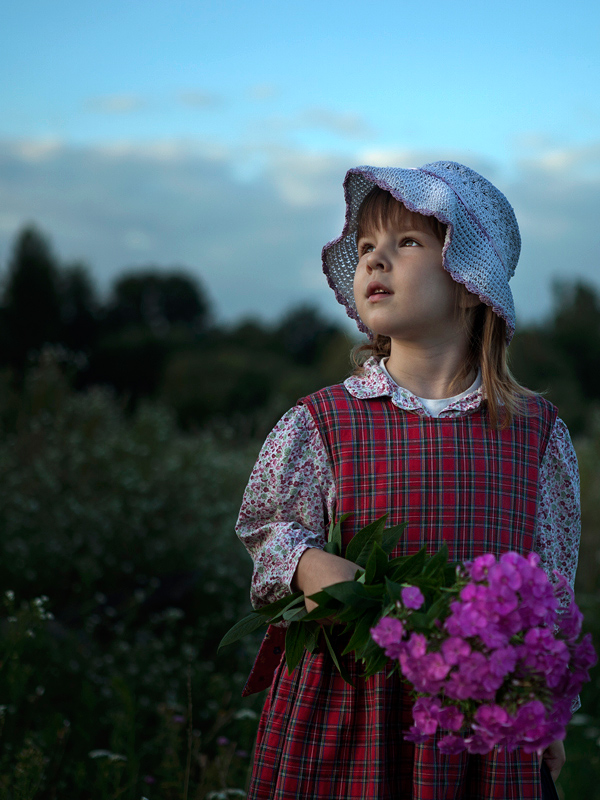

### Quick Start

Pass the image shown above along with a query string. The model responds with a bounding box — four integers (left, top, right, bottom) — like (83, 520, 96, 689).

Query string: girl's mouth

(367, 282, 393, 300)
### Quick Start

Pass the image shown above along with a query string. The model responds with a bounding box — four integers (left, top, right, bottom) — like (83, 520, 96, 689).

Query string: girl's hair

(352, 186, 535, 428)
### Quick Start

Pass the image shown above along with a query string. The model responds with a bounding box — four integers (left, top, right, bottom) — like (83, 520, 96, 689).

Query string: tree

(1, 226, 62, 369)
(58, 261, 100, 352)
(104, 269, 210, 337)
(275, 305, 341, 365)
(551, 281, 600, 401)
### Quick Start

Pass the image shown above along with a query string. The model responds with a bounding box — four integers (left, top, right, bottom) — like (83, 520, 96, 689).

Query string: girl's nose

(365, 248, 390, 272)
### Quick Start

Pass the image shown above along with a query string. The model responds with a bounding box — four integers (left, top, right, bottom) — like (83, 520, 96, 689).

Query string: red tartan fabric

(302, 387, 556, 560)
(248, 389, 557, 799)
(250, 651, 545, 799)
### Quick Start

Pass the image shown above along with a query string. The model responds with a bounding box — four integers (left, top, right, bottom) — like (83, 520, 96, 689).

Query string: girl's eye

(401, 238, 419, 247)
(359, 242, 374, 255)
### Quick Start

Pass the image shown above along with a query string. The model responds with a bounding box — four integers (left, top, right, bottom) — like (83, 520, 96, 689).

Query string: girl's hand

(292, 548, 360, 614)
(539, 738, 566, 782)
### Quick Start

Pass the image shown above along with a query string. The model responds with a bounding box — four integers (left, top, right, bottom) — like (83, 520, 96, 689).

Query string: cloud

(178, 90, 222, 109)
(264, 107, 374, 142)
(86, 94, 147, 114)
(296, 108, 373, 139)
(506, 142, 600, 321)
(247, 84, 279, 101)
(0, 136, 598, 330)
(0, 138, 351, 327)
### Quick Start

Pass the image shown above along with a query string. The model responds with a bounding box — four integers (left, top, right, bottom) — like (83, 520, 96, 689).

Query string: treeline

(0, 226, 352, 438)
(1, 225, 600, 436)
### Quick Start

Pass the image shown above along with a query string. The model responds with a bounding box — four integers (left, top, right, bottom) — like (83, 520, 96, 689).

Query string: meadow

(0, 352, 598, 799)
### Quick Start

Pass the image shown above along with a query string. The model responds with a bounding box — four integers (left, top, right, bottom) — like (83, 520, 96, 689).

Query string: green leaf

(301, 605, 339, 622)
(384, 576, 404, 604)
(218, 612, 267, 650)
(380, 522, 408, 555)
(324, 512, 352, 556)
(388, 548, 426, 583)
(285, 621, 307, 675)
(332, 606, 367, 625)
(407, 611, 430, 630)
(364, 542, 389, 585)
(321, 626, 354, 686)
(303, 622, 321, 653)
(422, 544, 449, 577)
(282, 606, 307, 622)
(362, 649, 389, 678)
(443, 562, 460, 585)
(321, 581, 382, 608)
(341, 612, 378, 656)
(345, 515, 388, 567)
(425, 596, 449, 625)
(253, 591, 304, 617)
(269, 594, 308, 623)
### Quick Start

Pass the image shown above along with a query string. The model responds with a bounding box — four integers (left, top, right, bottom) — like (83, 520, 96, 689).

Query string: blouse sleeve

(534, 416, 582, 713)
(235, 405, 336, 609)
(535, 417, 581, 595)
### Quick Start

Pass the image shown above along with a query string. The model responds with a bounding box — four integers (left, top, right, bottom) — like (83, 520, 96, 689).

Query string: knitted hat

(322, 161, 520, 342)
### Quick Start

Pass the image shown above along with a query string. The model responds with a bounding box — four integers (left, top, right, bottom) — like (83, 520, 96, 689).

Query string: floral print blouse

(236, 358, 582, 708)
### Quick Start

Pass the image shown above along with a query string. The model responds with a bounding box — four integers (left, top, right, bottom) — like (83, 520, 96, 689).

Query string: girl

(236, 161, 581, 799)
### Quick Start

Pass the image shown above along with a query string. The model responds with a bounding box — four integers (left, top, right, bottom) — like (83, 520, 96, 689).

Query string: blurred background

(1, 1, 599, 797)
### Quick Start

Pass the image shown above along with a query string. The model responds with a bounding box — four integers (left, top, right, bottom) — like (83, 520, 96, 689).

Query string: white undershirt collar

(380, 359, 482, 418)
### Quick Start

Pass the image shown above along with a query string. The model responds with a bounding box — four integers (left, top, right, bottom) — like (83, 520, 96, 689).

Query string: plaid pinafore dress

(247, 385, 557, 800)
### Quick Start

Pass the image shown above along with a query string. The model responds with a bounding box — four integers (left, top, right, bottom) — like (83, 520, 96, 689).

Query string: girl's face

(353, 221, 462, 347)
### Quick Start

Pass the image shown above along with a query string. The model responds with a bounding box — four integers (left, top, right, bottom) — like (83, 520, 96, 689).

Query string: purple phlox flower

(557, 600, 584, 642)
(518, 628, 571, 687)
(236, 749, 249, 758)
(487, 583, 519, 617)
(468, 553, 496, 582)
(437, 704, 465, 732)
(403, 725, 431, 744)
(440, 636, 471, 667)
(411, 651, 451, 693)
(478, 622, 510, 651)
(512, 700, 547, 738)
(555, 668, 587, 699)
(520, 721, 565, 754)
(397, 635, 429, 686)
(465, 731, 495, 754)
(406, 632, 427, 659)
(412, 697, 442, 735)
(172, 714, 185, 724)
(548, 698, 573, 728)
(552, 570, 573, 600)
(445, 595, 488, 637)
(571, 633, 598, 671)
(371, 617, 405, 650)
(473, 703, 514, 736)
(437, 734, 468, 754)
(445, 651, 496, 701)
(489, 645, 517, 678)
(445, 652, 487, 700)
(488, 559, 522, 593)
(143, 775, 156, 785)
(216, 736, 230, 746)
(401, 585, 425, 610)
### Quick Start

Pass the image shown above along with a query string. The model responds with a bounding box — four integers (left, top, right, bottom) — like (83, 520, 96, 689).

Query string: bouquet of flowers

(371, 550, 596, 754)
(220, 515, 596, 754)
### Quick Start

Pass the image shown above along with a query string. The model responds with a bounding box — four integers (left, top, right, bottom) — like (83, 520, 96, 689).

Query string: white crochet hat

(322, 161, 520, 342)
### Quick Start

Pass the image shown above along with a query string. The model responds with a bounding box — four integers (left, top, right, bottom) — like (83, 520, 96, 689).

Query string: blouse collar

(343, 357, 485, 418)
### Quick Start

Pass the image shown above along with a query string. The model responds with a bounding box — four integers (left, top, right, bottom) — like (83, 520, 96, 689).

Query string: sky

(1, 0, 599, 332)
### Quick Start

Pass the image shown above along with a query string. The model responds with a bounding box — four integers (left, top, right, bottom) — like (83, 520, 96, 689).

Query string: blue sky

(1, 0, 599, 329)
